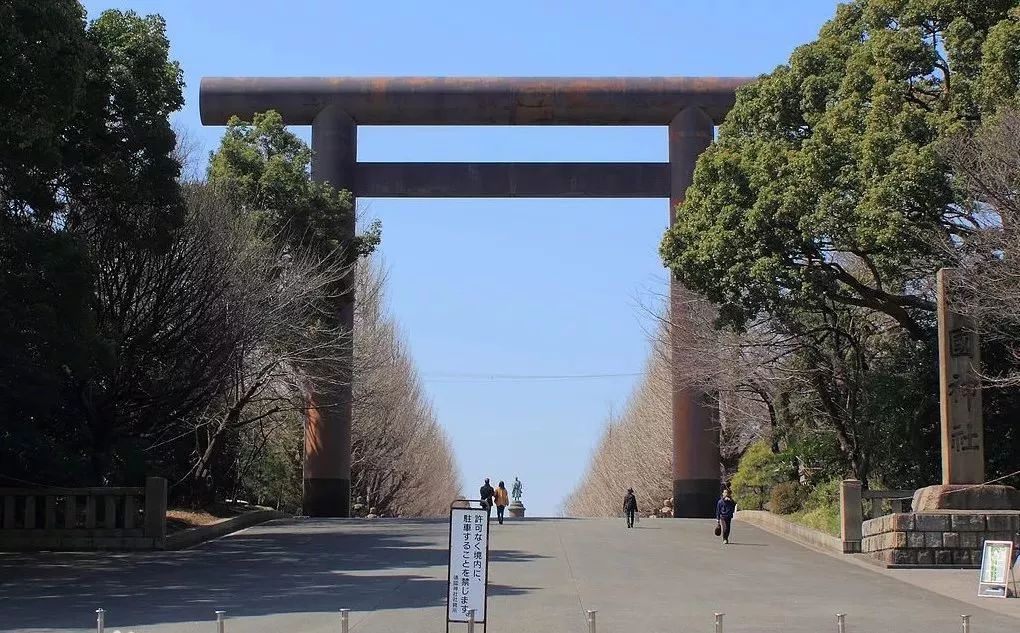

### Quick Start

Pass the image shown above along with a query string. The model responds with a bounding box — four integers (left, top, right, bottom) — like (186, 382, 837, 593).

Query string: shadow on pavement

(0, 519, 543, 629)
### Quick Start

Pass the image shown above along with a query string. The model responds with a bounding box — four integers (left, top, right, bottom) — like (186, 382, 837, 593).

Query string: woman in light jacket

(493, 481, 510, 524)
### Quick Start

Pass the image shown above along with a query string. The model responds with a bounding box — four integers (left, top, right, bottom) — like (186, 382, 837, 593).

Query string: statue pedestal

(507, 501, 525, 518)
(912, 484, 1020, 511)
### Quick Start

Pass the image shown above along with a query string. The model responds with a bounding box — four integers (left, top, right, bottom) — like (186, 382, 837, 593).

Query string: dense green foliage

(730, 442, 795, 510)
(662, 0, 1020, 337)
(769, 482, 804, 515)
(661, 0, 1020, 490)
(1, 1, 186, 486)
(789, 479, 842, 536)
(208, 110, 380, 259)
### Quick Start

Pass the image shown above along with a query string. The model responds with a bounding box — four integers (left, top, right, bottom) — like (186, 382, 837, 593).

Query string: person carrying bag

(716, 488, 736, 544)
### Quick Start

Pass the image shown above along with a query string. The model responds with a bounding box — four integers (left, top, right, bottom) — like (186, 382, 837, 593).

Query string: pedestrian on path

(716, 488, 736, 544)
(623, 488, 638, 528)
(493, 481, 509, 524)
(480, 478, 495, 517)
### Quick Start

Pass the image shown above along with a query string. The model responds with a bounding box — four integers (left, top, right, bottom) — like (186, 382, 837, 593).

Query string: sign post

(978, 540, 1016, 598)
(447, 501, 490, 632)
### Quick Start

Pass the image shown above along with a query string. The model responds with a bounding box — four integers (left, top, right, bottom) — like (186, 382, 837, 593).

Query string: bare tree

(941, 108, 1020, 377)
(157, 186, 357, 504)
(566, 268, 916, 515)
(349, 260, 463, 517)
(564, 338, 673, 517)
(73, 186, 260, 485)
(171, 121, 203, 184)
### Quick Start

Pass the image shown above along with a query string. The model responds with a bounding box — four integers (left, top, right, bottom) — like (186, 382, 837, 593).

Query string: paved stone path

(2, 517, 1018, 633)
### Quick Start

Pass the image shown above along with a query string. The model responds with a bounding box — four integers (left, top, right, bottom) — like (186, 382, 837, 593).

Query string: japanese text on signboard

(448, 507, 488, 622)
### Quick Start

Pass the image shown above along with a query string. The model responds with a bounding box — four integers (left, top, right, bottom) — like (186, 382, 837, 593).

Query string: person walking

(716, 487, 736, 544)
(479, 478, 495, 517)
(623, 488, 638, 528)
(493, 481, 509, 524)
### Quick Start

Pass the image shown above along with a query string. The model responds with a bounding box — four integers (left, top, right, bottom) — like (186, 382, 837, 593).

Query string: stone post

(937, 268, 984, 485)
(143, 476, 167, 547)
(304, 106, 357, 517)
(668, 107, 720, 518)
(840, 479, 863, 553)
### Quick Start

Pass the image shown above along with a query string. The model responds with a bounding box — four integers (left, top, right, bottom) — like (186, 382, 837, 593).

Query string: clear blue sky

(85, 0, 840, 516)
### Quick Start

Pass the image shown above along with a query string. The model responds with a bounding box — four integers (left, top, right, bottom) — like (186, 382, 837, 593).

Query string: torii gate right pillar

(669, 107, 720, 518)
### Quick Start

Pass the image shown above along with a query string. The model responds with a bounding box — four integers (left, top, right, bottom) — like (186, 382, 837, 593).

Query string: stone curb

(164, 509, 289, 550)
(735, 510, 842, 553)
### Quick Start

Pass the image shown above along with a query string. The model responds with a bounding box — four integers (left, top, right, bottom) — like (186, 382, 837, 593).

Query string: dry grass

(165, 503, 258, 534)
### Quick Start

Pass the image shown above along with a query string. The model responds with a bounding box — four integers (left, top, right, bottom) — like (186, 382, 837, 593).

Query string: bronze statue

(512, 477, 523, 503)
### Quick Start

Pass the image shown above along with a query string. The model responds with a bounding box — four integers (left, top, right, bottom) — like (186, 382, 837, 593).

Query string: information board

(447, 504, 489, 624)
(978, 540, 1015, 598)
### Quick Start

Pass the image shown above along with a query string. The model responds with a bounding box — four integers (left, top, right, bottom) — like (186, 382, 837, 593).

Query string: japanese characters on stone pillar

(937, 268, 984, 485)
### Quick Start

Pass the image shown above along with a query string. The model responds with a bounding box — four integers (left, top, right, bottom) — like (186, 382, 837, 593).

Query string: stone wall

(862, 511, 1020, 567)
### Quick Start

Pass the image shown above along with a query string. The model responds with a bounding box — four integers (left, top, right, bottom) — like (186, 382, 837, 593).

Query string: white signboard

(447, 506, 489, 623)
(978, 540, 1015, 598)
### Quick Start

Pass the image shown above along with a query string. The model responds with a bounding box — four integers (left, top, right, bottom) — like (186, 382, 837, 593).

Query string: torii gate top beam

(199, 76, 750, 126)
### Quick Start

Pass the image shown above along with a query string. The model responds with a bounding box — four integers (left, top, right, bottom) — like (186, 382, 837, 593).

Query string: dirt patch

(166, 503, 265, 534)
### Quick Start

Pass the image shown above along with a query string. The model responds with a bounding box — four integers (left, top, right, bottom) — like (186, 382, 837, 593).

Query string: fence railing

(840, 480, 916, 554)
(862, 489, 914, 518)
(88, 607, 976, 633)
(0, 476, 166, 550)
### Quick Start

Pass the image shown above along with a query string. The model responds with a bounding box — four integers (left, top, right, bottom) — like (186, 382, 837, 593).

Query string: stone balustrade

(0, 477, 166, 550)
(862, 489, 914, 518)
(840, 480, 917, 555)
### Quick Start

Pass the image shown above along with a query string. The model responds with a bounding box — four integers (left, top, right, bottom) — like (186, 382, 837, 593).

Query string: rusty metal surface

(668, 107, 720, 518)
(355, 162, 669, 198)
(303, 108, 356, 518)
(200, 76, 752, 126)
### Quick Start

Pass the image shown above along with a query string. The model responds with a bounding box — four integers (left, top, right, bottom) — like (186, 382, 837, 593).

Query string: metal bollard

(340, 608, 350, 633)
(586, 609, 597, 633)
(96, 608, 105, 633)
(836, 613, 846, 633)
(961, 614, 971, 633)
(714, 612, 724, 633)
(466, 608, 475, 633)
(215, 610, 226, 633)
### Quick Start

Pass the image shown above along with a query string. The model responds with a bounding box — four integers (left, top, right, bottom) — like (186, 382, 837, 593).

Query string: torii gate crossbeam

(200, 76, 751, 518)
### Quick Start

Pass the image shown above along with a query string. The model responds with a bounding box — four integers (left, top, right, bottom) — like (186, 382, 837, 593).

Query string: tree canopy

(208, 110, 380, 259)
(661, 0, 1020, 339)
(1, 2, 183, 233)
(1, 2, 460, 515)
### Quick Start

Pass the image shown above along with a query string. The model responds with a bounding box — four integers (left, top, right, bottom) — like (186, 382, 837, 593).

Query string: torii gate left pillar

(201, 76, 749, 518)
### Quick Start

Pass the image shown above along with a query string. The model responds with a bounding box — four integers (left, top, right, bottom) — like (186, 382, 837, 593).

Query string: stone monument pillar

(669, 107, 721, 519)
(913, 268, 1019, 510)
(937, 268, 983, 484)
(303, 106, 357, 517)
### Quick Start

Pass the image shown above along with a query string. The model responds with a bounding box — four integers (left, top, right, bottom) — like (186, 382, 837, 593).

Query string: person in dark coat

(716, 488, 736, 544)
(479, 478, 495, 517)
(623, 488, 638, 528)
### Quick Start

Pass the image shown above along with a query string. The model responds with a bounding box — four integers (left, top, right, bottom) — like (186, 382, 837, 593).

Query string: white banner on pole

(447, 505, 489, 623)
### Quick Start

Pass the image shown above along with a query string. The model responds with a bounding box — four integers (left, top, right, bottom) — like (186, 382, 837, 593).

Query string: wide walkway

(1, 517, 1017, 633)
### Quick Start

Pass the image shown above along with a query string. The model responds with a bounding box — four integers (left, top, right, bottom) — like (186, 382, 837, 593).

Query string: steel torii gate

(200, 76, 750, 518)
